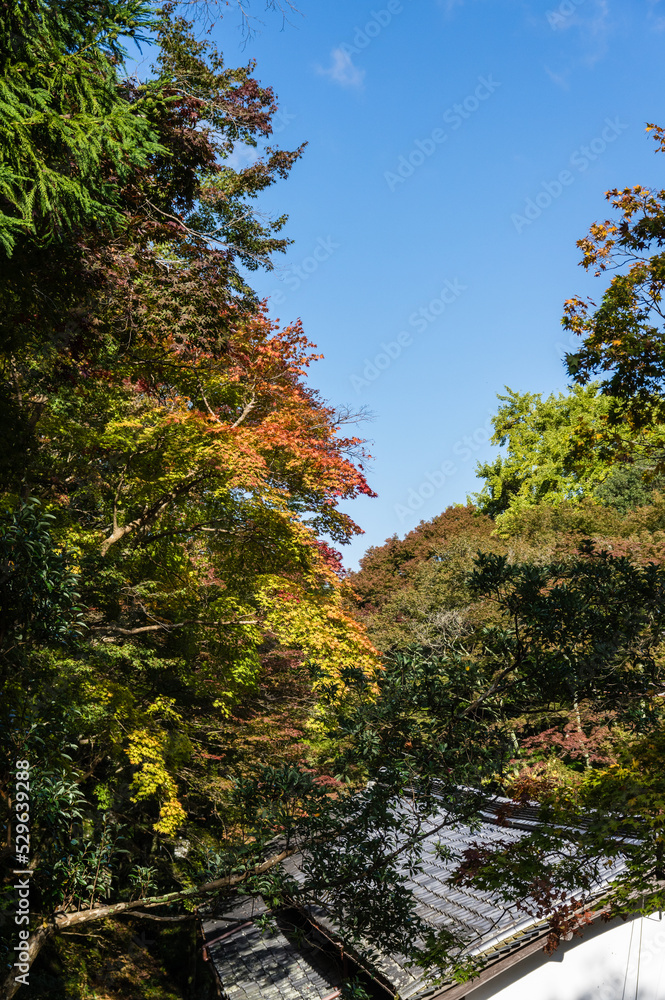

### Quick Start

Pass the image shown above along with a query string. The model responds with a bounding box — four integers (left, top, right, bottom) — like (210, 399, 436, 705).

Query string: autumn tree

(0, 5, 394, 995)
(446, 122, 665, 939)
(348, 505, 499, 651)
(1, 275, 384, 996)
(564, 124, 665, 439)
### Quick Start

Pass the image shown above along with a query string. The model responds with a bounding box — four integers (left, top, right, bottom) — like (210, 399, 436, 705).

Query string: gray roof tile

(282, 794, 624, 997)
(203, 902, 342, 1000)
(204, 795, 624, 1000)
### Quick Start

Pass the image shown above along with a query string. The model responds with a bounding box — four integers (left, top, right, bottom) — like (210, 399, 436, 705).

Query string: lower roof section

(202, 900, 344, 1000)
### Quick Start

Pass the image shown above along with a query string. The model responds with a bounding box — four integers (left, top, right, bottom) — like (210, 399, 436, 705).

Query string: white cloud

(441, 0, 466, 14)
(548, 0, 612, 61)
(226, 143, 261, 171)
(544, 64, 571, 90)
(317, 47, 365, 89)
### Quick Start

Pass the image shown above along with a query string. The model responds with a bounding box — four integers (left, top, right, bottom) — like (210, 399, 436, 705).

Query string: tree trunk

(0, 845, 297, 994)
(1, 924, 53, 1000)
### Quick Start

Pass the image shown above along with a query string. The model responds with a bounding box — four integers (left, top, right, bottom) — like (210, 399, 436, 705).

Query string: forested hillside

(2, 2, 665, 997)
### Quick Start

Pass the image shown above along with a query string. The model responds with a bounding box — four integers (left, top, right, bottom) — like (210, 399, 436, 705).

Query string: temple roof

(202, 794, 621, 1000)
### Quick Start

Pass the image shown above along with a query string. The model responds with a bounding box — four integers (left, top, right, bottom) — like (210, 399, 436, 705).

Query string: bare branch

(91, 616, 257, 636)
(231, 396, 256, 428)
(100, 473, 206, 556)
(331, 404, 375, 428)
(137, 520, 234, 546)
(143, 200, 275, 266)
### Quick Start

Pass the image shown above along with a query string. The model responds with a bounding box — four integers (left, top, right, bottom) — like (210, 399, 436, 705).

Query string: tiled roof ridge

(422, 782, 543, 831)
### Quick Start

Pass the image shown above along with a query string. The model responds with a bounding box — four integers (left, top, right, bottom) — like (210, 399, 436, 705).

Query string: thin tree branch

(231, 396, 256, 429)
(100, 473, 206, 556)
(137, 521, 235, 546)
(92, 617, 257, 636)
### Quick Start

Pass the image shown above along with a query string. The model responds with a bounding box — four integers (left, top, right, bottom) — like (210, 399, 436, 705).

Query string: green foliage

(594, 463, 663, 513)
(341, 978, 372, 999)
(0, 0, 162, 253)
(128, 864, 159, 900)
(468, 543, 665, 722)
(0, 498, 84, 663)
(473, 384, 665, 531)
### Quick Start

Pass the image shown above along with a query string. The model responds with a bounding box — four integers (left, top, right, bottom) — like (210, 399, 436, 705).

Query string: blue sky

(206, 0, 664, 567)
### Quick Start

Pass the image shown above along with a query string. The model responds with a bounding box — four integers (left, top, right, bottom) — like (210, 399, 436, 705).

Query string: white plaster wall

(469, 913, 665, 1000)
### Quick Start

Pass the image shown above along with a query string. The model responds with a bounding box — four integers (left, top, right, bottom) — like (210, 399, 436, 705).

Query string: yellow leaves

(588, 221, 618, 243)
(645, 123, 665, 153)
(88, 680, 116, 707)
(126, 728, 185, 836)
(126, 730, 168, 796)
(257, 574, 382, 700)
(146, 695, 182, 724)
(153, 797, 187, 836)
